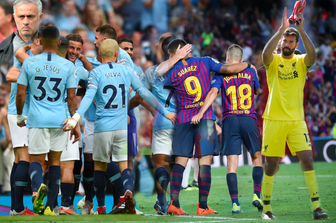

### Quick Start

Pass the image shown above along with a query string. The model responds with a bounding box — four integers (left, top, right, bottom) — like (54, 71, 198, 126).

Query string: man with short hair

(1, 0, 43, 216)
(0, 1, 16, 43)
(156, 38, 252, 215)
(260, 9, 328, 220)
(191, 44, 263, 214)
(63, 39, 175, 215)
(16, 26, 79, 216)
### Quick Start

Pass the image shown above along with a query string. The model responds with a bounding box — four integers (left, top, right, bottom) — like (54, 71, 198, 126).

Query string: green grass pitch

(1, 161, 335, 222)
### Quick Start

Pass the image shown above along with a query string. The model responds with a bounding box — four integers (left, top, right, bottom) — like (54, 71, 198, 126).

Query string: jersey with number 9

(160, 57, 223, 125)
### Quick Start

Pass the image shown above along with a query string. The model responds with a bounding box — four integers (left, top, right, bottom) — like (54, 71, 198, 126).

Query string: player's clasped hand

(190, 113, 203, 125)
(16, 114, 27, 127)
(62, 118, 77, 131)
(166, 112, 177, 124)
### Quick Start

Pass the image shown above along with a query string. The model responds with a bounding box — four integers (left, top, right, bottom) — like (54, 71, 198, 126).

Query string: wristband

(247, 63, 251, 69)
(17, 114, 27, 123)
(72, 113, 81, 122)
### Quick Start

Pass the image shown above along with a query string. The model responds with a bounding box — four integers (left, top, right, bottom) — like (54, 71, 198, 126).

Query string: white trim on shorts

(8, 114, 28, 148)
(151, 128, 173, 155)
(28, 128, 67, 155)
(83, 120, 94, 154)
(93, 130, 127, 163)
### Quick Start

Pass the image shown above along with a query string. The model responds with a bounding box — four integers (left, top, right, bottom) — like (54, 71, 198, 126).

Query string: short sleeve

(211, 75, 223, 90)
(66, 65, 78, 89)
(203, 57, 223, 73)
(13, 57, 22, 70)
(17, 60, 29, 86)
(252, 70, 260, 91)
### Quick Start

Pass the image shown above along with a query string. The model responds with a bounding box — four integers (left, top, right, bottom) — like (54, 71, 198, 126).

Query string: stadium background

(0, 0, 335, 220)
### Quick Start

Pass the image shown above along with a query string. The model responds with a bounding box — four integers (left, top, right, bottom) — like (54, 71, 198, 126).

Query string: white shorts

(151, 129, 173, 155)
(8, 114, 28, 148)
(28, 128, 67, 155)
(61, 131, 80, 161)
(83, 120, 94, 154)
(93, 130, 127, 163)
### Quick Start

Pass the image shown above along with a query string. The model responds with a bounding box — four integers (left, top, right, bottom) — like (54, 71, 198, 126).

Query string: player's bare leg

(296, 150, 328, 219)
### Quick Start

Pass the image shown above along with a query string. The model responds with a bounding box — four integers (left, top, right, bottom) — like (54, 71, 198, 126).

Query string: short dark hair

(66, 33, 84, 45)
(0, 1, 13, 15)
(283, 27, 299, 43)
(42, 26, 60, 40)
(59, 36, 69, 50)
(167, 39, 187, 54)
(96, 25, 117, 40)
(117, 38, 133, 45)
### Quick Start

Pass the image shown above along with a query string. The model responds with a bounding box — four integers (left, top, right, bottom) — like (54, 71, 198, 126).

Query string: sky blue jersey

(9, 50, 34, 116)
(84, 47, 135, 121)
(143, 65, 176, 131)
(76, 62, 169, 133)
(17, 52, 77, 128)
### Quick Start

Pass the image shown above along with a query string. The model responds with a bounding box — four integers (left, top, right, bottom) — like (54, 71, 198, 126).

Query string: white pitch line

(144, 214, 258, 221)
(212, 175, 335, 179)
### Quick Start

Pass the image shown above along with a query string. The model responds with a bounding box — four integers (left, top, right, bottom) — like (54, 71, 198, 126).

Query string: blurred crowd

(0, 0, 335, 192)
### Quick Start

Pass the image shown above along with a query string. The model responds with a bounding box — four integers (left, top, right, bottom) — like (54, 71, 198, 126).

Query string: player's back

(89, 62, 133, 132)
(213, 68, 259, 121)
(19, 52, 77, 128)
(144, 65, 176, 131)
(161, 56, 222, 124)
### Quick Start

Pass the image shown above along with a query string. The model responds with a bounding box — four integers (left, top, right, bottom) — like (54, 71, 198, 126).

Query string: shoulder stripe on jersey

(182, 59, 188, 66)
(108, 62, 113, 69)
(47, 53, 51, 61)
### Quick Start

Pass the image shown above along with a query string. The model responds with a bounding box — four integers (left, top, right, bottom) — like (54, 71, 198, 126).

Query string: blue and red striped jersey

(160, 57, 223, 125)
(211, 68, 260, 121)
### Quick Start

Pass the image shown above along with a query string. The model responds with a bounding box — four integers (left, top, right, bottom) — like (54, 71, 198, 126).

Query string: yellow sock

(304, 170, 320, 210)
(262, 174, 274, 213)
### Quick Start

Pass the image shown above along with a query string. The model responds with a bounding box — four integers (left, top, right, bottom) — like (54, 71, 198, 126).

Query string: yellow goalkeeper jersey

(263, 54, 309, 121)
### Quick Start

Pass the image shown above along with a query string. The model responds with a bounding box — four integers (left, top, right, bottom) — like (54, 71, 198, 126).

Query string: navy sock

(252, 166, 263, 198)
(155, 167, 170, 206)
(227, 173, 239, 206)
(83, 161, 94, 202)
(14, 161, 30, 212)
(46, 166, 61, 210)
(170, 164, 185, 208)
(121, 168, 135, 193)
(71, 158, 82, 205)
(94, 170, 106, 207)
(61, 183, 74, 207)
(106, 161, 123, 207)
(31, 179, 38, 193)
(198, 165, 211, 209)
(29, 162, 44, 191)
(10, 162, 18, 210)
(54, 195, 58, 207)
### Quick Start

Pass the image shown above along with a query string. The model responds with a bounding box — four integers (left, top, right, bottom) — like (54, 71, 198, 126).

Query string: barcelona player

(260, 8, 327, 220)
(191, 44, 263, 214)
(156, 39, 253, 215)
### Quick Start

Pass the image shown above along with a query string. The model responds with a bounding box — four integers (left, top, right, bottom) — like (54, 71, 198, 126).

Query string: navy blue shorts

(128, 110, 138, 157)
(221, 116, 261, 156)
(172, 119, 219, 158)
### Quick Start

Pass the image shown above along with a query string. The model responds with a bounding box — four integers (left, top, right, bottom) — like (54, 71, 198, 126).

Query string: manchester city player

(63, 39, 175, 214)
(16, 26, 80, 216)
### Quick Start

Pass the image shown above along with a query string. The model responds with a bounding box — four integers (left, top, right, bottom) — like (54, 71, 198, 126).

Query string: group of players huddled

(3, 0, 328, 220)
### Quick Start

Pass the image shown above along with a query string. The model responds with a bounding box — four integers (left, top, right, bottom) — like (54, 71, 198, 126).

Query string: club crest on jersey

(178, 65, 197, 77)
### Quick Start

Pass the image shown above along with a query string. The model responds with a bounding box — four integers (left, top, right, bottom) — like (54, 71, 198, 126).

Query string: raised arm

(191, 87, 219, 124)
(262, 8, 289, 66)
(218, 62, 253, 76)
(295, 13, 316, 67)
(6, 66, 20, 82)
(15, 45, 31, 63)
(155, 44, 192, 77)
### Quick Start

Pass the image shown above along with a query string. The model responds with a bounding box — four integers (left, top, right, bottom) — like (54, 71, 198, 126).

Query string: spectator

(55, 0, 81, 33)
(326, 12, 336, 39)
(0, 1, 16, 43)
(320, 39, 333, 61)
(110, 14, 127, 40)
(87, 10, 107, 43)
